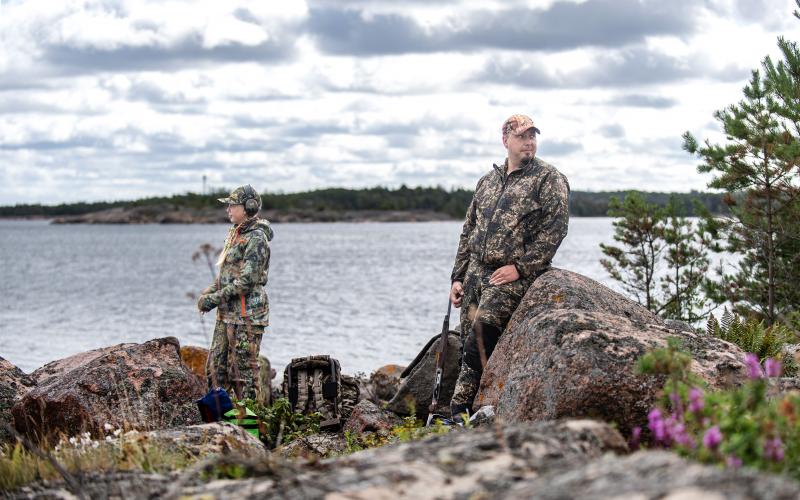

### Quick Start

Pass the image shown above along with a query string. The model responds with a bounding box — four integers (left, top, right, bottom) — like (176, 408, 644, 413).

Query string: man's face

(503, 128, 538, 164)
(226, 203, 247, 224)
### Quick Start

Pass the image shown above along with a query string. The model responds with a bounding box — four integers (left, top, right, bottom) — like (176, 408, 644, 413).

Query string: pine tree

(600, 192, 665, 312)
(683, 8, 800, 325)
(600, 192, 714, 323)
(659, 197, 715, 323)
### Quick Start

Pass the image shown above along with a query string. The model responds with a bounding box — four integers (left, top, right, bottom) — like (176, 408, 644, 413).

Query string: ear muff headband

(243, 184, 260, 216)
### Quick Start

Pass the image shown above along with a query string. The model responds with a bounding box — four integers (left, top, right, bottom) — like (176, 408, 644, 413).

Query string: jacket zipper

(481, 169, 513, 262)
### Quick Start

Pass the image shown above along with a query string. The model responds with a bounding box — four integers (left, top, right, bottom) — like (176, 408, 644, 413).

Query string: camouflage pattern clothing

(199, 216, 274, 400)
(450, 157, 570, 414)
(200, 217, 273, 325)
(456, 260, 532, 347)
(207, 321, 264, 401)
(451, 157, 570, 285)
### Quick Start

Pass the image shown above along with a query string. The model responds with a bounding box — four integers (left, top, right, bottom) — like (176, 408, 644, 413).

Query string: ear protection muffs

(242, 184, 260, 216)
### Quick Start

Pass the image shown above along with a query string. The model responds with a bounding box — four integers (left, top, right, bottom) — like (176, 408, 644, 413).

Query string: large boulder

(343, 400, 402, 434)
(11, 419, 800, 499)
(138, 422, 267, 460)
(179, 345, 209, 380)
(368, 364, 406, 402)
(278, 432, 349, 459)
(0, 356, 35, 444)
(12, 337, 205, 442)
(475, 269, 747, 436)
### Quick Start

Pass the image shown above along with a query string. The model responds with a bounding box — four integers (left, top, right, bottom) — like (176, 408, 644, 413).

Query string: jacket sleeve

(450, 179, 481, 283)
(218, 233, 269, 301)
(514, 171, 570, 279)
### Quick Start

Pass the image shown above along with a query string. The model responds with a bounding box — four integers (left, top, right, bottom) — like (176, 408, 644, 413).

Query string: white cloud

(0, 0, 797, 204)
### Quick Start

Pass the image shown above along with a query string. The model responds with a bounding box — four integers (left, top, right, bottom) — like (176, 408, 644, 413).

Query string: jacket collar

(492, 157, 538, 179)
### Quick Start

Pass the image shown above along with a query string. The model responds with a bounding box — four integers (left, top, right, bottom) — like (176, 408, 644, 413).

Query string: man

(197, 184, 273, 401)
(449, 114, 570, 418)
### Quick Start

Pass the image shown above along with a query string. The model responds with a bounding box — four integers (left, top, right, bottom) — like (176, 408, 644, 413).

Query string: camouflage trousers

(206, 320, 264, 401)
(451, 260, 531, 415)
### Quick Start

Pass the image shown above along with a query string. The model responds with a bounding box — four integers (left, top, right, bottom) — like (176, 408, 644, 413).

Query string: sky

(0, 0, 797, 204)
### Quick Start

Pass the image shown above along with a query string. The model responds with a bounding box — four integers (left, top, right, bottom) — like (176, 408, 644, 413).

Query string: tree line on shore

(0, 186, 728, 219)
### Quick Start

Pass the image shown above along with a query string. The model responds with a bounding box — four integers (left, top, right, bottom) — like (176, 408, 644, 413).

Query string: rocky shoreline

(3, 268, 800, 498)
(44, 205, 457, 224)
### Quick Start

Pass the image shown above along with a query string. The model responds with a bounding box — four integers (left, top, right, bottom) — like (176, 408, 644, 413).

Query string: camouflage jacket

(451, 157, 570, 282)
(205, 217, 274, 326)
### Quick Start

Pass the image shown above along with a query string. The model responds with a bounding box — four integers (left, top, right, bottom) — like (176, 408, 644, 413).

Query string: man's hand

(489, 264, 520, 286)
(197, 293, 220, 313)
(450, 281, 464, 307)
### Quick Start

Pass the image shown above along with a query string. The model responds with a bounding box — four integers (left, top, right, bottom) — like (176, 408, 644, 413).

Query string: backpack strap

(312, 368, 325, 414)
(297, 370, 309, 412)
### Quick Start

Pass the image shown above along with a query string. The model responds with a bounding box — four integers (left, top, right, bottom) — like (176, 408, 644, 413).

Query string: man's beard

(521, 154, 534, 166)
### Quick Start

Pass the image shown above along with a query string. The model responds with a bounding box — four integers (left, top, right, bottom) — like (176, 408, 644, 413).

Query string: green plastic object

(224, 405, 260, 439)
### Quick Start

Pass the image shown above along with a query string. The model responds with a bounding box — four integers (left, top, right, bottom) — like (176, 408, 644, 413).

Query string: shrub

(341, 416, 451, 456)
(239, 397, 320, 448)
(636, 340, 800, 479)
(0, 425, 195, 491)
(706, 309, 798, 376)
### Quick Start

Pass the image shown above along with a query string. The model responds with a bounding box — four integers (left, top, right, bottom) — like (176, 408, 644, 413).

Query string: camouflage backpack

(283, 355, 348, 429)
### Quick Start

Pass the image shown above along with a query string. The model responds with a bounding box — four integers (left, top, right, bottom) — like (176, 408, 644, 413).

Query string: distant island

(0, 186, 728, 223)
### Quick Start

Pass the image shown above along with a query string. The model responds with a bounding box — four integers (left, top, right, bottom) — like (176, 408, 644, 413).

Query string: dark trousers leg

(450, 322, 503, 416)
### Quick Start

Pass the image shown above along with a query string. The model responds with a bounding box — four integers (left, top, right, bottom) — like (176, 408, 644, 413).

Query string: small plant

(706, 310, 797, 376)
(239, 397, 320, 448)
(636, 340, 800, 480)
(339, 416, 451, 456)
(0, 424, 197, 491)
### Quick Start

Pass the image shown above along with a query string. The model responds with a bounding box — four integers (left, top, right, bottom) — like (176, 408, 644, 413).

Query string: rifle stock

(428, 300, 452, 417)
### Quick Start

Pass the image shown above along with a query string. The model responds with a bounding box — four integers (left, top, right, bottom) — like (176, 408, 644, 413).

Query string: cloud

(0, 2, 303, 80)
(538, 139, 583, 156)
(307, 0, 699, 56)
(472, 46, 749, 88)
(607, 94, 677, 108)
(600, 124, 626, 138)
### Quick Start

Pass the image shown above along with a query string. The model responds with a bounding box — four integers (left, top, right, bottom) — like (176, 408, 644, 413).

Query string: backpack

(282, 355, 344, 429)
(197, 387, 234, 423)
(387, 331, 463, 418)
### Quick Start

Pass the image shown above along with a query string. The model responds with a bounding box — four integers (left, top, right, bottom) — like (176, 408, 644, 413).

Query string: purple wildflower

(702, 425, 723, 450)
(765, 358, 782, 378)
(671, 420, 695, 448)
(744, 353, 764, 379)
(726, 455, 743, 468)
(764, 437, 785, 462)
(648, 408, 669, 445)
(688, 387, 704, 414)
(669, 391, 684, 415)
(629, 426, 642, 451)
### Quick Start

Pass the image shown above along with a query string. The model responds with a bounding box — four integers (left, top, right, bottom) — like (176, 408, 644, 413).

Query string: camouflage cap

(217, 185, 260, 207)
(501, 114, 540, 137)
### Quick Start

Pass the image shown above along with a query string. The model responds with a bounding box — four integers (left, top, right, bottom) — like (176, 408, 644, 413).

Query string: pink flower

(765, 358, 782, 378)
(669, 391, 684, 415)
(648, 408, 668, 444)
(671, 421, 695, 448)
(688, 387, 704, 414)
(744, 353, 764, 379)
(726, 455, 743, 468)
(764, 437, 785, 462)
(702, 425, 722, 450)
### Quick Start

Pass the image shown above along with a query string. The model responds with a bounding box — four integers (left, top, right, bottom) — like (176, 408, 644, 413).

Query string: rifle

(426, 300, 452, 426)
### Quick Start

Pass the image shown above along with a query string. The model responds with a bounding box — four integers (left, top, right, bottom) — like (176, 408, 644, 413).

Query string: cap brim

(522, 125, 541, 135)
(217, 197, 232, 203)
(514, 125, 541, 136)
